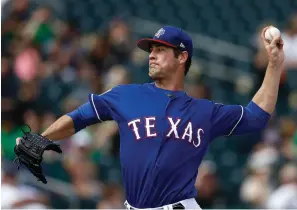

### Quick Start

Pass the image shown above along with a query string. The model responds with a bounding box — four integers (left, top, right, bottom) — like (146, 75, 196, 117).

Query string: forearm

(41, 115, 75, 141)
(41, 102, 100, 141)
(252, 62, 283, 114)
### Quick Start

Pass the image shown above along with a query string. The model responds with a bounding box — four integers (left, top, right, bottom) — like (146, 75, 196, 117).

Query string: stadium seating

(62, 0, 297, 46)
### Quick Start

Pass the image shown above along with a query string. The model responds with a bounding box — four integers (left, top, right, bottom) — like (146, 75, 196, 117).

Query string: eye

(150, 46, 166, 52)
(158, 47, 166, 52)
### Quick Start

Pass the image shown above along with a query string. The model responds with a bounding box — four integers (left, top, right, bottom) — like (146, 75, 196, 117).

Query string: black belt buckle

(172, 203, 185, 209)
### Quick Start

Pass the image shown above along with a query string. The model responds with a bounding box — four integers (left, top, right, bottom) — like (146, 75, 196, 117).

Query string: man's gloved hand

(14, 126, 62, 184)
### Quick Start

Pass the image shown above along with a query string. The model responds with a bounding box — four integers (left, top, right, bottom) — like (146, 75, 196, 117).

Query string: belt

(124, 201, 185, 209)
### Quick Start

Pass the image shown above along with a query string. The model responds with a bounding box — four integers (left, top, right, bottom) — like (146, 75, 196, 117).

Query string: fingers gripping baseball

(261, 26, 285, 68)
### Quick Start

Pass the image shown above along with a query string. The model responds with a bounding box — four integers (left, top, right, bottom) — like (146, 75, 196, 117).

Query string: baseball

(264, 26, 281, 41)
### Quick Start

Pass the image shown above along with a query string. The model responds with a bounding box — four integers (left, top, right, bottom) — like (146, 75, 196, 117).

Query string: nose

(149, 49, 156, 60)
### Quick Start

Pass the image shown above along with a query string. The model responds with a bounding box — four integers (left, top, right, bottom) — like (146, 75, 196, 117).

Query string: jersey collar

(150, 82, 186, 98)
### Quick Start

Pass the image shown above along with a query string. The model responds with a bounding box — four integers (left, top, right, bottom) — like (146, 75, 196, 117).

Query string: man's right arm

(16, 86, 122, 144)
(16, 102, 100, 144)
(42, 102, 100, 141)
(41, 115, 76, 141)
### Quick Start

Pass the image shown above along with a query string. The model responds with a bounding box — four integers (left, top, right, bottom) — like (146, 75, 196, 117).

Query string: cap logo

(154, 28, 165, 38)
(180, 43, 185, 48)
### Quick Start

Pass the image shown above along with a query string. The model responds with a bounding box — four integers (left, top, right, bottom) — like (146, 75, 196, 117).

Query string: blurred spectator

(63, 60, 99, 107)
(282, 13, 297, 92)
(1, 161, 49, 209)
(96, 184, 125, 209)
(240, 116, 297, 208)
(2, 0, 30, 56)
(239, 143, 278, 208)
(23, 110, 41, 133)
(2, 0, 30, 24)
(41, 112, 57, 132)
(1, 118, 24, 161)
(261, 116, 282, 146)
(104, 65, 130, 90)
(266, 163, 297, 208)
(22, 6, 55, 47)
(240, 166, 272, 208)
(195, 161, 226, 208)
(63, 130, 104, 202)
(278, 117, 297, 162)
(2, 56, 19, 103)
(87, 34, 110, 75)
(14, 43, 40, 82)
(293, 130, 297, 157)
(282, 13, 297, 70)
(104, 19, 134, 69)
(247, 143, 279, 171)
(93, 121, 119, 154)
(186, 83, 211, 99)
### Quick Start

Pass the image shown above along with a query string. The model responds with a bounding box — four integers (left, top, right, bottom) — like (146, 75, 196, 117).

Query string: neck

(154, 76, 184, 91)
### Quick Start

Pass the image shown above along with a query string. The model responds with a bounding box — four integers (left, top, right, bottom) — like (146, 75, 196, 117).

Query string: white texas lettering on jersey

(127, 117, 204, 148)
(128, 119, 141, 140)
(166, 117, 181, 139)
(145, 117, 157, 137)
(182, 122, 193, 143)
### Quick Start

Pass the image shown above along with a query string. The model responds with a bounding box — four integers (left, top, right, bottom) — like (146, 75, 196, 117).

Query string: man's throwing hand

(261, 26, 285, 69)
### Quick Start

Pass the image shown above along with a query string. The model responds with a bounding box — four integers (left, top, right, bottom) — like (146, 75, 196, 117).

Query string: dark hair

(173, 48, 192, 75)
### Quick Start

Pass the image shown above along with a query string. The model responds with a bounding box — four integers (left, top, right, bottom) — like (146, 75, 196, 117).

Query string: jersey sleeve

(210, 101, 270, 139)
(210, 103, 244, 138)
(88, 86, 122, 122)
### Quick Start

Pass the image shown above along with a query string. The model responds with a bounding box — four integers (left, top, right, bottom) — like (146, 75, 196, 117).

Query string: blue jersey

(68, 82, 270, 208)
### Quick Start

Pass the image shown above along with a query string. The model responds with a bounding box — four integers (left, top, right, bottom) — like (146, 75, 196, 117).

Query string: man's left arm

(251, 26, 285, 115)
(210, 102, 270, 139)
(210, 26, 284, 139)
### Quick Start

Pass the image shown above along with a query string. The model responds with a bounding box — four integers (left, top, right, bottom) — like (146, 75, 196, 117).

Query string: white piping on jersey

(91, 94, 102, 122)
(99, 88, 111, 96)
(227, 105, 244, 136)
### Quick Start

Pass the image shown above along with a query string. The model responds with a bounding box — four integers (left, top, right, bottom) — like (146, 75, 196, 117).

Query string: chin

(149, 74, 158, 80)
(149, 74, 164, 81)
(149, 71, 159, 80)
(149, 68, 163, 80)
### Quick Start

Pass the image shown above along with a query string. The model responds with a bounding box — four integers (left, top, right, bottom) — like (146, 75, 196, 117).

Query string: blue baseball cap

(137, 26, 193, 58)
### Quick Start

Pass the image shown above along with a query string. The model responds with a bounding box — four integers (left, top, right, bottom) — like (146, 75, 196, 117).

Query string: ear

(178, 51, 188, 65)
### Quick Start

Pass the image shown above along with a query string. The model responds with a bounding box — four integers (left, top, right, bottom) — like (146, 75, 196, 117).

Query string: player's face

(148, 44, 179, 80)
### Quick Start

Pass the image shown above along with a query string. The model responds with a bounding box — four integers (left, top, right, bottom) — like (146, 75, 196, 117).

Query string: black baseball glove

(14, 125, 62, 184)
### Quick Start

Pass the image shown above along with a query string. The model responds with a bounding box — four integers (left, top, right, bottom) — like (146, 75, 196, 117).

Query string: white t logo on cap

(155, 28, 165, 38)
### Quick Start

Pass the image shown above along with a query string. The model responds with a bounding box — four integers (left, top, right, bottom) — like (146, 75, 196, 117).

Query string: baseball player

(16, 25, 284, 209)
